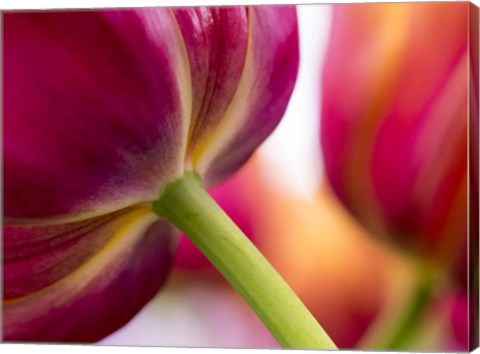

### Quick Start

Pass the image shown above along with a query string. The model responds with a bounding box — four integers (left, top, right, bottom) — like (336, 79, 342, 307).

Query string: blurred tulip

(447, 292, 469, 351)
(321, 3, 469, 277)
(3, 7, 299, 342)
(468, 4, 479, 351)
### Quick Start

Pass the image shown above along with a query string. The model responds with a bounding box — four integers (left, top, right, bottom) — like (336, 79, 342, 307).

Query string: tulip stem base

(154, 172, 337, 350)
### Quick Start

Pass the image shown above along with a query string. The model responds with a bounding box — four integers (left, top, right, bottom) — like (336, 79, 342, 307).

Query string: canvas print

(2, 2, 479, 351)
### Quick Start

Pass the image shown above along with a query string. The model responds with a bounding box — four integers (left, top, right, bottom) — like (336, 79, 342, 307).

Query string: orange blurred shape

(234, 154, 406, 348)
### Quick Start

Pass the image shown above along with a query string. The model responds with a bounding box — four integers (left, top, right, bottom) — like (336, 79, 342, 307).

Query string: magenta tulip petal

(4, 8, 299, 224)
(5, 209, 134, 298)
(192, 6, 299, 186)
(3, 208, 176, 342)
(449, 293, 469, 351)
(371, 51, 468, 256)
(3, 6, 300, 343)
(4, 10, 191, 224)
(173, 7, 249, 159)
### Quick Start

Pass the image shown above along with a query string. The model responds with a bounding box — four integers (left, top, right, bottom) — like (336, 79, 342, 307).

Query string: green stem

(154, 172, 337, 350)
(377, 265, 437, 350)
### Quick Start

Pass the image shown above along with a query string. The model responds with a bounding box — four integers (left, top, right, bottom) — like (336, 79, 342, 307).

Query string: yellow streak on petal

(191, 7, 257, 176)
(343, 5, 410, 238)
(162, 9, 194, 172)
(4, 208, 157, 308)
(134, 9, 193, 181)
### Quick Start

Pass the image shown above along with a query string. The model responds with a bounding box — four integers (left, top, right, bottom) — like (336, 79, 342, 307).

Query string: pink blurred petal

(449, 293, 469, 351)
(321, 3, 469, 274)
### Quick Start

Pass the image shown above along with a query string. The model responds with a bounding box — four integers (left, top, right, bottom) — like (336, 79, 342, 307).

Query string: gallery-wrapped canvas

(2, 2, 479, 352)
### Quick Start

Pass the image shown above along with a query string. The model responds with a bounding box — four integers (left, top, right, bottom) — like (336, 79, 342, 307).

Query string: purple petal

(3, 208, 177, 342)
(4, 10, 191, 224)
(173, 7, 249, 160)
(4, 7, 299, 224)
(5, 209, 131, 298)
(192, 6, 300, 186)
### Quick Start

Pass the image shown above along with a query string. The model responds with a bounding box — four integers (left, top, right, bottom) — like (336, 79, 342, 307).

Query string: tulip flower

(321, 2, 469, 278)
(4, 7, 337, 349)
(4, 7, 298, 224)
(320, 2, 472, 349)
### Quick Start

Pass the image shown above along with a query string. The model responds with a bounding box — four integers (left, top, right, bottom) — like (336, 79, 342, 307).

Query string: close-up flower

(2, 2, 478, 351)
(102, 154, 402, 349)
(4, 7, 298, 224)
(3, 7, 303, 344)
